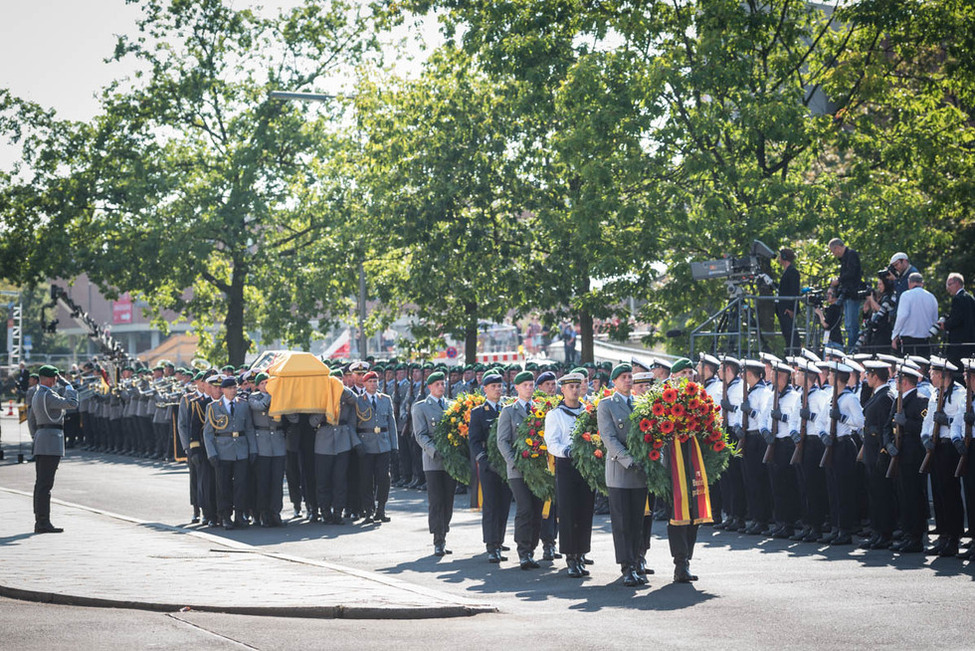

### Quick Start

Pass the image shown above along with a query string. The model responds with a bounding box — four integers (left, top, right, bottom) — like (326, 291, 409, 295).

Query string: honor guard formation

(20, 345, 975, 589)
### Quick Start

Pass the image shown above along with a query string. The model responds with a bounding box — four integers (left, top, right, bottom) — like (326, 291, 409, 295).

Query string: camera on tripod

(804, 288, 826, 308)
(690, 240, 776, 283)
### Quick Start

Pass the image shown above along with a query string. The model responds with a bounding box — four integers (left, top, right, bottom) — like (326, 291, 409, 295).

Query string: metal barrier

(690, 294, 819, 360)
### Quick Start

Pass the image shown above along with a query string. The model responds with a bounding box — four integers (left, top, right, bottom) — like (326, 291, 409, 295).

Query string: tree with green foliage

(356, 46, 533, 363)
(1, 0, 376, 364)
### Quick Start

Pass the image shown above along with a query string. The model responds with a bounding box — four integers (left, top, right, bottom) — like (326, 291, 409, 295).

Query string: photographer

(814, 287, 845, 354)
(828, 238, 864, 352)
(888, 252, 919, 300)
(891, 273, 938, 357)
(775, 248, 801, 355)
(858, 269, 898, 354)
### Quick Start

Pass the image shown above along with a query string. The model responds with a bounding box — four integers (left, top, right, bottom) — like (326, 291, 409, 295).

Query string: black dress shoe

(581, 555, 594, 565)
(500, 545, 510, 551)
(487, 549, 501, 563)
(519, 555, 541, 570)
(309, 512, 321, 523)
(673, 561, 694, 583)
(897, 538, 924, 553)
(34, 521, 63, 534)
(222, 517, 235, 530)
(868, 536, 891, 550)
(542, 545, 561, 561)
(773, 527, 795, 540)
(374, 513, 391, 523)
(434, 544, 446, 557)
(817, 531, 837, 545)
(939, 538, 959, 557)
(622, 566, 640, 587)
(801, 529, 822, 543)
(829, 533, 853, 546)
(566, 557, 583, 578)
(926, 537, 949, 556)
(859, 534, 879, 550)
(191, 515, 200, 524)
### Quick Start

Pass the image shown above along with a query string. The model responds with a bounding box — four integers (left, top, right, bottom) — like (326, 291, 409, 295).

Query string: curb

(0, 486, 497, 619)
(0, 585, 493, 619)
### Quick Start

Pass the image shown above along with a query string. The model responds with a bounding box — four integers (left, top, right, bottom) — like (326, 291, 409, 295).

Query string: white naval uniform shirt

(724, 378, 743, 429)
(814, 388, 865, 438)
(543, 404, 583, 458)
(921, 382, 965, 442)
(759, 387, 802, 439)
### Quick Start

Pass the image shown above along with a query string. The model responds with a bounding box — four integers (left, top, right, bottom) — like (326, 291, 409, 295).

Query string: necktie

(230, 401, 235, 418)
(627, 396, 632, 410)
(372, 396, 377, 411)
(439, 398, 445, 410)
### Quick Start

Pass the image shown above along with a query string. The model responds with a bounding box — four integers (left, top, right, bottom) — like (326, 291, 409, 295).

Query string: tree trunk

(464, 301, 478, 365)
(224, 263, 249, 366)
(579, 308, 594, 364)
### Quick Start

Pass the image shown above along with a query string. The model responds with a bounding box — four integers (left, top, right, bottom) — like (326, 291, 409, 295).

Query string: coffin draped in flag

(264, 352, 343, 424)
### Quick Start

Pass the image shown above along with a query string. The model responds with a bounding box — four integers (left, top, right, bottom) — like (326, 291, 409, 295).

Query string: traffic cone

(6, 400, 12, 416)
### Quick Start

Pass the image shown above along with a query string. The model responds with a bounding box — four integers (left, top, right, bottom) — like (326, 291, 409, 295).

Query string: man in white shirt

(892, 273, 939, 358)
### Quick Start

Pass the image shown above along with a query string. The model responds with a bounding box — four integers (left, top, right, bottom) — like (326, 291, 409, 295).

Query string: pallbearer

(599, 363, 648, 587)
(543, 372, 594, 578)
(469, 373, 512, 562)
(413, 371, 455, 556)
(249, 372, 287, 527)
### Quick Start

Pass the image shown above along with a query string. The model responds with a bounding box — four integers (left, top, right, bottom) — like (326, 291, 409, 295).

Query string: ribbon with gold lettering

(669, 437, 712, 526)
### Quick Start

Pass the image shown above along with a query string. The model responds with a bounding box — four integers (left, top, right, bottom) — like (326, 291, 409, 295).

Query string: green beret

(509, 364, 522, 372)
(611, 363, 632, 381)
(426, 371, 445, 386)
(600, 361, 612, 371)
(331, 369, 344, 378)
(221, 365, 235, 372)
(254, 372, 269, 384)
(670, 358, 693, 374)
(526, 362, 539, 371)
(38, 365, 59, 378)
(193, 371, 205, 381)
(571, 366, 587, 376)
(152, 365, 164, 372)
(474, 363, 486, 372)
(123, 366, 134, 372)
(597, 372, 610, 384)
(163, 361, 175, 368)
(29, 372, 39, 379)
(513, 370, 534, 385)
(584, 362, 595, 369)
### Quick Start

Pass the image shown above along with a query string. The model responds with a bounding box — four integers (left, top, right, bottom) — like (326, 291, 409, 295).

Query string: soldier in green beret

(32, 366, 78, 533)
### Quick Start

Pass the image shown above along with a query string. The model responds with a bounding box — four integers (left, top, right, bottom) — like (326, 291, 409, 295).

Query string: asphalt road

(1, 437, 973, 650)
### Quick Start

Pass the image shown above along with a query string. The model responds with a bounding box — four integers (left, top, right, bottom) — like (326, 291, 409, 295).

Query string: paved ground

(0, 488, 491, 618)
(1, 416, 975, 649)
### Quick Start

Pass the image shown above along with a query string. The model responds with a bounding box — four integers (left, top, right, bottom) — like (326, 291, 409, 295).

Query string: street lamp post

(268, 89, 368, 360)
